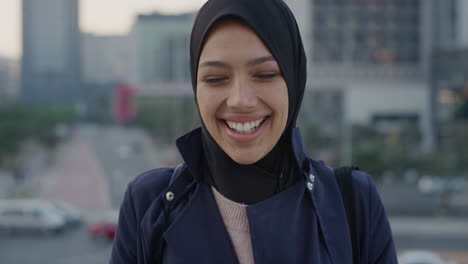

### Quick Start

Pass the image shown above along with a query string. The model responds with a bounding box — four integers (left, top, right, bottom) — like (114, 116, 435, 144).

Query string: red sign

(114, 84, 136, 123)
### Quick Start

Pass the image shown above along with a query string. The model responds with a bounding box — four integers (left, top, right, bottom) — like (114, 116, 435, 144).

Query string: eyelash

(203, 73, 279, 84)
(255, 73, 279, 80)
(204, 77, 228, 84)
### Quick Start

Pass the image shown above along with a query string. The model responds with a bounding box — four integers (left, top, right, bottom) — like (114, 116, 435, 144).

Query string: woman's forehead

(199, 20, 276, 65)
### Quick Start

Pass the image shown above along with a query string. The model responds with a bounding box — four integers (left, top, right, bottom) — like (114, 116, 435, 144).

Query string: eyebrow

(246, 56, 276, 66)
(199, 55, 276, 69)
(199, 60, 231, 69)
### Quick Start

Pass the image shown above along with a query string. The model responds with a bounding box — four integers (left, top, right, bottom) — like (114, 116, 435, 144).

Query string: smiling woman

(110, 0, 397, 263)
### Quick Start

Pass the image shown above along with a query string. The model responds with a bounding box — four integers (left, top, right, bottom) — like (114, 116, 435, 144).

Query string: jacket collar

(175, 127, 353, 263)
(176, 127, 309, 181)
(175, 128, 204, 181)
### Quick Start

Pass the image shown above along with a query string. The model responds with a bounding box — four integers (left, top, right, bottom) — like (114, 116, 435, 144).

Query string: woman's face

(197, 21, 289, 164)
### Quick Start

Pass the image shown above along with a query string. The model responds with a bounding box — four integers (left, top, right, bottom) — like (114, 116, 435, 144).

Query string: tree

(0, 105, 76, 167)
(134, 97, 199, 144)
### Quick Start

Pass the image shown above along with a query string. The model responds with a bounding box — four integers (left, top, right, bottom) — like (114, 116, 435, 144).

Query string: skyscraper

(21, 0, 81, 106)
(286, 0, 435, 151)
(0, 57, 11, 106)
(131, 12, 194, 84)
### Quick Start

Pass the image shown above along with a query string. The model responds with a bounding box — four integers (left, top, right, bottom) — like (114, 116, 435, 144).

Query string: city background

(0, 0, 467, 263)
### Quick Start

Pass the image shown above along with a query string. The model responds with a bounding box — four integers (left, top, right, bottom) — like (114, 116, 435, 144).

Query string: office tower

(81, 33, 131, 85)
(0, 57, 10, 106)
(131, 12, 194, 83)
(286, 0, 434, 151)
(21, 0, 81, 106)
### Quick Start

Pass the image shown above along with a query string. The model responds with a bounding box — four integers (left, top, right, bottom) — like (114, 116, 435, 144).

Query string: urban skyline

(0, 0, 207, 59)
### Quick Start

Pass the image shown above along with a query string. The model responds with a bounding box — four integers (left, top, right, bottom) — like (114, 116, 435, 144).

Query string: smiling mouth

(224, 117, 267, 134)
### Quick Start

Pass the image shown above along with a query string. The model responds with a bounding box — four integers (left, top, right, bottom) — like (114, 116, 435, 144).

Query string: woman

(111, 0, 397, 263)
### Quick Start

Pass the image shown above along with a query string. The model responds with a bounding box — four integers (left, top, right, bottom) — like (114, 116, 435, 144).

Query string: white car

(0, 199, 66, 234)
(52, 201, 82, 227)
(399, 250, 457, 264)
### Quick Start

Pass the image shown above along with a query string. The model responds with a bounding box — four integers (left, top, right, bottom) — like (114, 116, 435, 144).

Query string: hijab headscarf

(190, 0, 307, 204)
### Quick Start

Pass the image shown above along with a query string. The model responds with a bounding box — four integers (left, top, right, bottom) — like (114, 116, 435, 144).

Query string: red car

(88, 222, 116, 241)
(88, 211, 118, 241)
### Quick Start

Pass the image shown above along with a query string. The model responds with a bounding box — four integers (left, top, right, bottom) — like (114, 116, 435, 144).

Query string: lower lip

(223, 118, 268, 143)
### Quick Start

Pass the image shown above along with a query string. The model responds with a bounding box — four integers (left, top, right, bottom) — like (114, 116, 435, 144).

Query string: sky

(0, 0, 207, 60)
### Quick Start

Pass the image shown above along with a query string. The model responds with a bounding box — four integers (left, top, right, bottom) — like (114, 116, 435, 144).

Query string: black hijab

(190, 0, 307, 204)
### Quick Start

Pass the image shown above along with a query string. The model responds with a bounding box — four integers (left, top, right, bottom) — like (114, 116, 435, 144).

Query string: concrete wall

(133, 13, 194, 83)
(81, 34, 131, 84)
(345, 81, 433, 150)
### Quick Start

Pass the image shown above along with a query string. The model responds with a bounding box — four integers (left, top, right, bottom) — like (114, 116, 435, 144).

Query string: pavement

(390, 216, 468, 238)
(0, 170, 14, 199)
(40, 137, 111, 211)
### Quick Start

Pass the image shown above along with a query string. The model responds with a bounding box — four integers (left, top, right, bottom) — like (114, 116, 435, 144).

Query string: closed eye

(254, 73, 280, 80)
(204, 76, 228, 84)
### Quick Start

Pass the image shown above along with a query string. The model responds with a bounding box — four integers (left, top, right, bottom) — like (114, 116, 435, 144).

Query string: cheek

(196, 87, 219, 126)
(266, 83, 289, 125)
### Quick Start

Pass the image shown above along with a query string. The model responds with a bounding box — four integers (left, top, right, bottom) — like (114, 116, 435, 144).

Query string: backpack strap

(163, 163, 188, 215)
(333, 166, 361, 264)
(169, 163, 186, 186)
(159, 163, 188, 263)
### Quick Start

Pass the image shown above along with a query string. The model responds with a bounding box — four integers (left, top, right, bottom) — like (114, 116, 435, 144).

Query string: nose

(226, 77, 256, 110)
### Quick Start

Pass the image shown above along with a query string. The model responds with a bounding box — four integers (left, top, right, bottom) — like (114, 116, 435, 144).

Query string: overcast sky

(0, 0, 207, 59)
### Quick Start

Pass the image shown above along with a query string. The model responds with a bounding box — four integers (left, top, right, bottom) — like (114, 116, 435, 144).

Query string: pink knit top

(211, 187, 255, 264)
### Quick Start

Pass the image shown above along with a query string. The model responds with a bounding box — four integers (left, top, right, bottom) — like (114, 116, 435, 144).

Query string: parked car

(0, 199, 66, 234)
(88, 210, 118, 241)
(418, 176, 466, 195)
(399, 250, 457, 264)
(52, 201, 82, 227)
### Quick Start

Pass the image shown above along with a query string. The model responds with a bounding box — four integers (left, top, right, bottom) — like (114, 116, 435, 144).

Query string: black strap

(169, 163, 186, 186)
(334, 166, 360, 264)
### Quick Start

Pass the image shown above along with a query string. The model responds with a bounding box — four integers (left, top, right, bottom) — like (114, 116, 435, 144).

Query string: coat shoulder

(350, 169, 381, 206)
(126, 167, 173, 214)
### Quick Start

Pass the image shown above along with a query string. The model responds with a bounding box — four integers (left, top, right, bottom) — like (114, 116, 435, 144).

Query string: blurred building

(431, 0, 468, 139)
(81, 33, 132, 85)
(433, 0, 468, 50)
(21, 0, 81, 106)
(0, 57, 17, 105)
(0, 57, 9, 106)
(287, 0, 435, 151)
(130, 12, 194, 84)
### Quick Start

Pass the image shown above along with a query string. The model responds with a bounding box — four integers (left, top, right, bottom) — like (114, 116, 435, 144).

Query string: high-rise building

(81, 33, 132, 85)
(131, 12, 194, 84)
(286, 0, 435, 151)
(433, 0, 468, 50)
(21, 0, 81, 106)
(0, 57, 10, 106)
(431, 0, 468, 127)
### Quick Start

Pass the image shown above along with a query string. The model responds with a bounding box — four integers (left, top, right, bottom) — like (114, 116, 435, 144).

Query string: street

(0, 123, 172, 264)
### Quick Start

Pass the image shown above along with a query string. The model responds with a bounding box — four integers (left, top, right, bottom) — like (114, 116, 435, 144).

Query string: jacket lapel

(162, 183, 238, 264)
(291, 127, 353, 263)
(307, 159, 354, 264)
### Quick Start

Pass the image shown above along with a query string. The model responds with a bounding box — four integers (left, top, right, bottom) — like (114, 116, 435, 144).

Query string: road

(0, 225, 112, 264)
(0, 123, 172, 264)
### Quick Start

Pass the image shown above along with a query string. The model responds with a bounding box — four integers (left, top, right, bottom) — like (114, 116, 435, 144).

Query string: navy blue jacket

(110, 128, 397, 264)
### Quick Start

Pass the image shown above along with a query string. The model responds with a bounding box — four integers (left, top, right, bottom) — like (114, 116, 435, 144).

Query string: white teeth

(226, 118, 265, 133)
